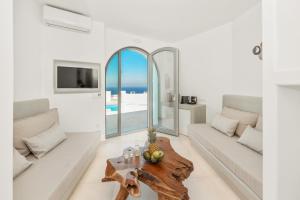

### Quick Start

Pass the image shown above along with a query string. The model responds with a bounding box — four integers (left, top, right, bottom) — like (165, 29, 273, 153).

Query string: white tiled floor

(69, 131, 240, 200)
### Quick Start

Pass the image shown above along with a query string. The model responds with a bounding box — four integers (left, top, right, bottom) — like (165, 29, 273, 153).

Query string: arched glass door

(148, 47, 179, 136)
(105, 47, 149, 138)
(106, 47, 179, 138)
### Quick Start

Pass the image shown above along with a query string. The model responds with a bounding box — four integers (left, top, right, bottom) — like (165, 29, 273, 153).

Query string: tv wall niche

(54, 60, 101, 94)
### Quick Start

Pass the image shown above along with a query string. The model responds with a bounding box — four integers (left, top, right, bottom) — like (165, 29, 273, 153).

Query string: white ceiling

(39, 0, 260, 42)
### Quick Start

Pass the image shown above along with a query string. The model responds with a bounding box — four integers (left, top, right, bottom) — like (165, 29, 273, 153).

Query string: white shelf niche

(274, 69, 300, 86)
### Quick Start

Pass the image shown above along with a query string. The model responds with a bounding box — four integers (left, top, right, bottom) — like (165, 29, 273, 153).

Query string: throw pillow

(23, 123, 66, 158)
(238, 126, 263, 154)
(211, 114, 239, 136)
(221, 107, 258, 137)
(14, 108, 59, 156)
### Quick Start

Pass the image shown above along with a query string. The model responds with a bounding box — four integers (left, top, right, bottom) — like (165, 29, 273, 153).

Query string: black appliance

(190, 96, 197, 104)
(181, 96, 190, 104)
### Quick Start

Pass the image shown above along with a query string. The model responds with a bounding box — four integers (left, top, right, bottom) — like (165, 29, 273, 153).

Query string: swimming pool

(106, 104, 118, 111)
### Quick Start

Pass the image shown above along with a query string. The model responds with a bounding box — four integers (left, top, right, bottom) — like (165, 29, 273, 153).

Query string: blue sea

(106, 86, 147, 95)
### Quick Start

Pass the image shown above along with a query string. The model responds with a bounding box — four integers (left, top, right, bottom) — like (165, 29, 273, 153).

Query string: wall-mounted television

(54, 60, 101, 94)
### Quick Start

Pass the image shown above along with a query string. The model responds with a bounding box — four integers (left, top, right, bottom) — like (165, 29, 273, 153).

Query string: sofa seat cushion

(188, 124, 262, 198)
(13, 132, 101, 200)
(13, 148, 32, 179)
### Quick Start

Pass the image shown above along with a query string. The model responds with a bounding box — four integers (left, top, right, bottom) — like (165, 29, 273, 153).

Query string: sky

(106, 49, 148, 88)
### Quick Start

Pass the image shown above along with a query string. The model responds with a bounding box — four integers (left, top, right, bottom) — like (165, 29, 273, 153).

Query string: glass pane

(152, 65, 159, 127)
(152, 50, 178, 135)
(121, 49, 148, 133)
(105, 54, 119, 137)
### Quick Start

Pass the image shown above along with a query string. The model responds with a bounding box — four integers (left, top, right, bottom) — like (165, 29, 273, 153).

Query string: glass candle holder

(129, 150, 134, 158)
(135, 145, 141, 157)
(123, 151, 129, 162)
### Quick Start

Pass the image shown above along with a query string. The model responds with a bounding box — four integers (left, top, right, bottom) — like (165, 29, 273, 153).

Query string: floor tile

(69, 132, 240, 200)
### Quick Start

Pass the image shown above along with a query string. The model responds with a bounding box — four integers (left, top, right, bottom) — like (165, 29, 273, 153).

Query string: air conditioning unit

(43, 5, 92, 33)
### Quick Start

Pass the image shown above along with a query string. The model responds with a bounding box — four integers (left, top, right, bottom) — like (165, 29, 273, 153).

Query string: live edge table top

(102, 137, 194, 200)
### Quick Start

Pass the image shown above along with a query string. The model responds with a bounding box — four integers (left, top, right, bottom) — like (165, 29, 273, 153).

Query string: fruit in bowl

(143, 128, 164, 164)
(151, 150, 164, 163)
(143, 150, 164, 164)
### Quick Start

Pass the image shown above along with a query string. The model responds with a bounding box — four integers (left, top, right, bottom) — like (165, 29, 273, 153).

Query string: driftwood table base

(115, 186, 129, 200)
(102, 137, 194, 200)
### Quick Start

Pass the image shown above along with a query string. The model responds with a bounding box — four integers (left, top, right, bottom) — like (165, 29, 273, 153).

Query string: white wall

(14, 0, 43, 100)
(175, 23, 234, 121)
(14, 0, 262, 134)
(263, 0, 300, 199)
(14, 0, 106, 133)
(262, 1, 278, 198)
(232, 3, 262, 96)
(42, 21, 105, 133)
(14, 1, 168, 134)
(105, 28, 169, 58)
(175, 3, 262, 121)
(0, 1, 14, 199)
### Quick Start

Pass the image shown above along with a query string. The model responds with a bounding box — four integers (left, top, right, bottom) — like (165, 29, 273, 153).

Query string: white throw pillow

(14, 108, 59, 156)
(23, 123, 66, 158)
(13, 148, 32, 178)
(211, 114, 239, 136)
(238, 126, 263, 154)
(221, 107, 258, 137)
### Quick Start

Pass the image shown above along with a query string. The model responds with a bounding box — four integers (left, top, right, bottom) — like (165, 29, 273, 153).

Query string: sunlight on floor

(69, 131, 240, 200)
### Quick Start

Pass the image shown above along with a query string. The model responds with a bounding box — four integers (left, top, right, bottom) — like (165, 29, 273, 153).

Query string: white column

(264, 0, 300, 199)
(0, 0, 14, 199)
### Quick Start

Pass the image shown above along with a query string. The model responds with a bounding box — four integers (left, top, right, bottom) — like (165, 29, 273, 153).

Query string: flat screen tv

(54, 60, 101, 94)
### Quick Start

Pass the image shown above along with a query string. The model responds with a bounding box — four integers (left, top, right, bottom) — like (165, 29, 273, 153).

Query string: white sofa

(188, 95, 262, 200)
(13, 99, 101, 200)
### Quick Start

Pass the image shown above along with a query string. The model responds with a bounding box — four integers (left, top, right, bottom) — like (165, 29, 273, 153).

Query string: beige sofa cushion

(13, 132, 101, 200)
(189, 124, 262, 198)
(23, 123, 66, 158)
(211, 114, 239, 136)
(222, 107, 258, 137)
(13, 148, 32, 179)
(238, 126, 263, 154)
(14, 109, 59, 156)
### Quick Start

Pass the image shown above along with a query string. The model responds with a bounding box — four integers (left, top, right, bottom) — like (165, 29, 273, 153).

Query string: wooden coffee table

(102, 137, 194, 200)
